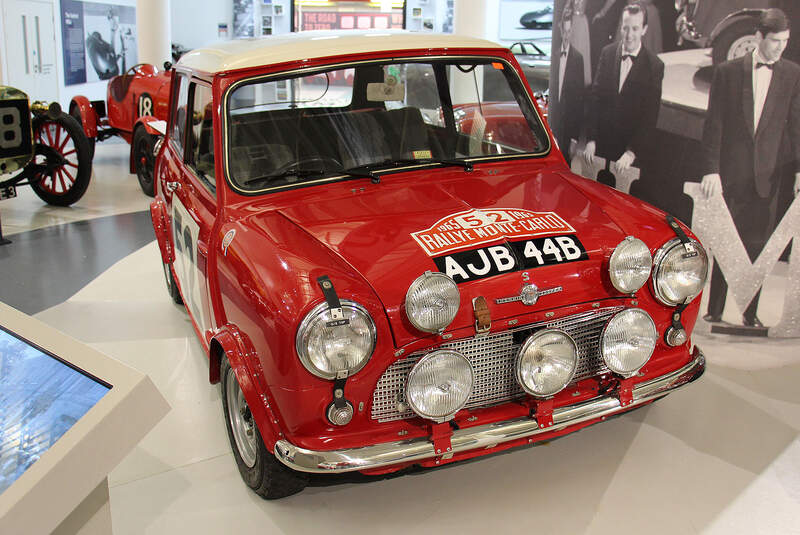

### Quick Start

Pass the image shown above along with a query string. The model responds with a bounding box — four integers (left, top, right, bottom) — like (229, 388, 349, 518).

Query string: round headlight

(295, 300, 376, 379)
(609, 236, 652, 294)
(516, 329, 578, 397)
(405, 272, 460, 333)
(652, 238, 708, 306)
(406, 350, 473, 421)
(601, 308, 657, 377)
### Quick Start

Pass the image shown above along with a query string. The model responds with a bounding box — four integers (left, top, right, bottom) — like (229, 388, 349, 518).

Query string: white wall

(170, 0, 231, 51)
(170, 0, 291, 52)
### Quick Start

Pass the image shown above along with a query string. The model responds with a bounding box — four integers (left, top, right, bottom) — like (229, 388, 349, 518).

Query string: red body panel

(151, 45, 704, 473)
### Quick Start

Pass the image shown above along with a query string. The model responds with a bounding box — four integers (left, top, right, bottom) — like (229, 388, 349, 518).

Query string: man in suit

(583, 2, 664, 178)
(550, 11, 585, 165)
(701, 8, 800, 327)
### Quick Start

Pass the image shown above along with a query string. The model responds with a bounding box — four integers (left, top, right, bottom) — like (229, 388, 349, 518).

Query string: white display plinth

(0, 302, 170, 534)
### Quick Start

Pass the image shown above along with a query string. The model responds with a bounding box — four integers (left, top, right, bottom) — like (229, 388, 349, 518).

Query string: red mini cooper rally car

(149, 31, 708, 499)
(70, 63, 171, 196)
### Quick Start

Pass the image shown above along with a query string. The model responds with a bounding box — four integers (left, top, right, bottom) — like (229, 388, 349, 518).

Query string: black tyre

(220, 358, 308, 500)
(162, 262, 183, 305)
(30, 113, 93, 206)
(712, 18, 759, 65)
(133, 126, 156, 197)
(69, 105, 96, 159)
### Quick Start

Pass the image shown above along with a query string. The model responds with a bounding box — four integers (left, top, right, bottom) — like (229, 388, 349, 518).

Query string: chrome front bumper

(274, 347, 705, 474)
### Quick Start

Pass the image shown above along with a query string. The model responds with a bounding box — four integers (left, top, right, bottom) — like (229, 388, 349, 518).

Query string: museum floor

(1, 141, 799, 534)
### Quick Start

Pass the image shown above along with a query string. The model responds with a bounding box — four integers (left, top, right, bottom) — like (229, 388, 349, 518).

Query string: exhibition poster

(60, 0, 138, 86)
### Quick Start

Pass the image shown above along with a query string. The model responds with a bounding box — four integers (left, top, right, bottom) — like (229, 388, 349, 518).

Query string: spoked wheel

(220, 358, 308, 499)
(133, 126, 156, 197)
(30, 114, 92, 206)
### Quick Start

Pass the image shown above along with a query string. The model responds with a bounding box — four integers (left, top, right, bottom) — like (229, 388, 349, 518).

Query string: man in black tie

(583, 2, 664, 179)
(700, 8, 800, 327)
(550, 10, 585, 165)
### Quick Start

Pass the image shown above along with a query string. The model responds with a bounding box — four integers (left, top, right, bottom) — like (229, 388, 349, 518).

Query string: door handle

(165, 181, 181, 193)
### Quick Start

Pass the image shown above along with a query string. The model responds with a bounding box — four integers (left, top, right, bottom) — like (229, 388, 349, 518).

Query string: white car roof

(177, 30, 506, 74)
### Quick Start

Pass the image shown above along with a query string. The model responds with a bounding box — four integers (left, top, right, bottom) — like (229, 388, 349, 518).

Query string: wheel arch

(709, 10, 763, 45)
(69, 96, 99, 138)
(211, 325, 283, 452)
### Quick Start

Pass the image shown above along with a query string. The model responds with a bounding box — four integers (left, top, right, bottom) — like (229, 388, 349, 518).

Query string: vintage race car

(0, 86, 92, 207)
(149, 31, 708, 499)
(70, 63, 171, 196)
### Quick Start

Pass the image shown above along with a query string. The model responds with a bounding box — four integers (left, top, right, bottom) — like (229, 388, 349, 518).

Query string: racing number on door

(171, 197, 210, 332)
(0, 107, 23, 149)
(138, 93, 154, 118)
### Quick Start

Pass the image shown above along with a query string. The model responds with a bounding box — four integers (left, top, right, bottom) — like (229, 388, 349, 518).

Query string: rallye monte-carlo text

(149, 31, 708, 499)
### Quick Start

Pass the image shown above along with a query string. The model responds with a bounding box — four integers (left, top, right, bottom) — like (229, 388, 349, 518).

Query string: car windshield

(225, 58, 549, 192)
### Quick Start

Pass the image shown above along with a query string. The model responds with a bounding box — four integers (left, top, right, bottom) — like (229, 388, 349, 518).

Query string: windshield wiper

(348, 157, 474, 176)
(339, 166, 381, 184)
(242, 166, 327, 186)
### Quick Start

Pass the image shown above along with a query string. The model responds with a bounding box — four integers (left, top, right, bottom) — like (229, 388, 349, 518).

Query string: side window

(188, 83, 215, 191)
(170, 74, 190, 156)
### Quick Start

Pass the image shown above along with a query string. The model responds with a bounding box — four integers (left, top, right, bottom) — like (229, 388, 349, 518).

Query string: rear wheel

(30, 114, 92, 206)
(133, 126, 156, 197)
(220, 358, 308, 499)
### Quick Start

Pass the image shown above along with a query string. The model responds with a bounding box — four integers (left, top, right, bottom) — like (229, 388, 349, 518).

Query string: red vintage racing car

(70, 63, 171, 196)
(149, 31, 707, 499)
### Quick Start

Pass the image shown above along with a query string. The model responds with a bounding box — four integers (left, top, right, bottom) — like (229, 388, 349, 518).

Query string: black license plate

(1, 185, 17, 200)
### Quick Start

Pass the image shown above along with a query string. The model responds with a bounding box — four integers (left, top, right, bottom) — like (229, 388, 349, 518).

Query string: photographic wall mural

(550, 0, 800, 337)
(60, 0, 138, 86)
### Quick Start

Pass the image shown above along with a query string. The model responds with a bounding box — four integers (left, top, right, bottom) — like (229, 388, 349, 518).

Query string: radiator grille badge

(496, 283, 562, 306)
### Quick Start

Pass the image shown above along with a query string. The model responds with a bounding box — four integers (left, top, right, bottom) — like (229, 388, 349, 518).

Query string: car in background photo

(519, 4, 554, 29)
(675, 0, 799, 64)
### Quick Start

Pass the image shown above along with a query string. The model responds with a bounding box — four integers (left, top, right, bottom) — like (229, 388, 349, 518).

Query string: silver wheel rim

(226, 370, 258, 468)
(727, 35, 758, 61)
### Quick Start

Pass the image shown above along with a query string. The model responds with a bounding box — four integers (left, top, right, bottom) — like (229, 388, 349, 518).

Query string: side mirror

(163, 61, 173, 71)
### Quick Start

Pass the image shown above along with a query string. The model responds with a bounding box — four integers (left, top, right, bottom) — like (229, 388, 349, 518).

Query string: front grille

(371, 307, 622, 422)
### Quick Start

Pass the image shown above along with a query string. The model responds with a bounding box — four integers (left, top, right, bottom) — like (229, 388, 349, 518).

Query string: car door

(164, 74, 216, 342)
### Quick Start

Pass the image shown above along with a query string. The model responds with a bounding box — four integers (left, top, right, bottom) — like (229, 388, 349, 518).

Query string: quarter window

(170, 73, 190, 156)
(188, 83, 215, 189)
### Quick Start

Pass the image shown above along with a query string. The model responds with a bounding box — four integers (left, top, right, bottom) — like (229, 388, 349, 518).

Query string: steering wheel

(272, 155, 342, 175)
(125, 63, 153, 77)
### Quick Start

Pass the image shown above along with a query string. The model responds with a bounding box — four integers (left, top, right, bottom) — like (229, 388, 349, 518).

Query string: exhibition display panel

(0, 302, 169, 534)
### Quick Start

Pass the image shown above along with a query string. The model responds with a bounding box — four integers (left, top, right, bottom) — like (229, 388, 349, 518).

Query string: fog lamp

(405, 272, 460, 333)
(608, 236, 652, 294)
(601, 308, 657, 377)
(406, 350, 473, 421)
(516, 329, 578, 397)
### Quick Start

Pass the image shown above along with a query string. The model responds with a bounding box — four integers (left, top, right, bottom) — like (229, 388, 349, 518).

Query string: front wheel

(133, 126, 156, 197)
(712, 18, 759, 65)
(30, 114, 93, 206)
(220, 358, 308, 499)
